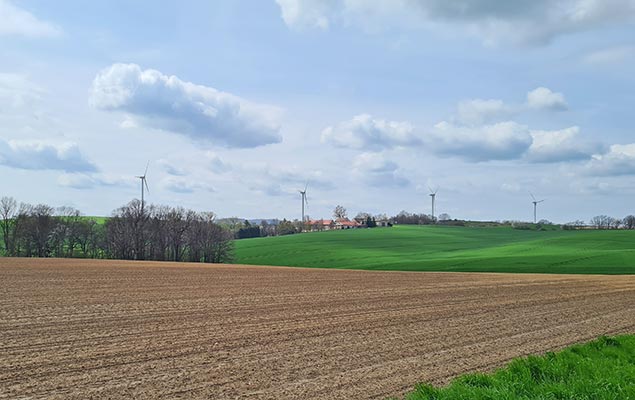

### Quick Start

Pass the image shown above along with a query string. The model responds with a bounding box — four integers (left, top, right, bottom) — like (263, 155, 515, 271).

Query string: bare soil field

(1, 258, 634, 399)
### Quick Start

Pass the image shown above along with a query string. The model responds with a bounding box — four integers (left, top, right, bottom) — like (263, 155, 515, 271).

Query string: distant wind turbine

(429, 187, 438, 222)
(299, 182, 308, 224)
(136, 161, 150, 213)
(530, 193, 545, 224)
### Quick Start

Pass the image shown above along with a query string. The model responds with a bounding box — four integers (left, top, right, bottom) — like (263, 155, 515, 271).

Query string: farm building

(307, 218, 364, 231)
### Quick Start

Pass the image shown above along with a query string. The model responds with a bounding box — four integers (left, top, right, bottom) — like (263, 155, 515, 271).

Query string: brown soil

(1, 258, 634, 399)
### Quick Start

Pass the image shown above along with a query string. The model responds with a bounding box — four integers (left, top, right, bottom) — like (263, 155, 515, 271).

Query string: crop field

(235, 225, 635, 274)
(2, 258, 634, 399)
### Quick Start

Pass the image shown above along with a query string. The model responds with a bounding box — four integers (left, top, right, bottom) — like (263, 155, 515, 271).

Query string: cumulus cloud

(526, 127, 603, 163)
(275, 0, 635, 45)
(584, 144, 635, 176)
(0, 0, 61, 37)
(353, 153, 409, 187)
(0, 138, 97, 172)
(526, 87, 568, 111)
(90, 63, 282, 148)
(456, 98, 513, 125)
(426, 121, 533, 161)
(321, 114, 420, 150)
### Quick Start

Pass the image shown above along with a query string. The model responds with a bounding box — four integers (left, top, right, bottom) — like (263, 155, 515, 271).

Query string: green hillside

(403, 335, 635, 400)
(234, 225, 635, 274)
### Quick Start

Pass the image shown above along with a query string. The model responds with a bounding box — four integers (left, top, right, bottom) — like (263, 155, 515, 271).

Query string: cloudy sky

(1, 0, 635, 222)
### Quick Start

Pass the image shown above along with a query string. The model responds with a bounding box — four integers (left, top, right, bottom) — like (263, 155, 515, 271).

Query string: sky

(1, 0, 635, 223)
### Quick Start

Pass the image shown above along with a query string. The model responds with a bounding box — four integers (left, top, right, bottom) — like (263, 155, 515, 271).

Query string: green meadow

(234, 225, 635, 274)
(402, 335, 635, 400)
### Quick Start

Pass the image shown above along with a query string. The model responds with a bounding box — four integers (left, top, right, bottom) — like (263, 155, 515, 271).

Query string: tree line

(0, 196, 233, 262)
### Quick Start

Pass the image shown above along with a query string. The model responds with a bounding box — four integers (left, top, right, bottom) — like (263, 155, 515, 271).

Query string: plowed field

(1, 258, 634, 399)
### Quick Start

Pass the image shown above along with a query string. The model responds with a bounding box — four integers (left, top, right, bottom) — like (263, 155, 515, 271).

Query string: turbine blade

(144, 160, 150, 177)
(304, 181, 308, 193)
(144, 178, 149, 194)
(530, 192, 536, 201)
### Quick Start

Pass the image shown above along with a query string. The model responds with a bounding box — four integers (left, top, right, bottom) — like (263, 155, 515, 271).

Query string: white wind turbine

(299, 182, 308, 223)
(530, 193, 545, 224)
(429, 187, 438, 222)
(136, 161, 150, 213)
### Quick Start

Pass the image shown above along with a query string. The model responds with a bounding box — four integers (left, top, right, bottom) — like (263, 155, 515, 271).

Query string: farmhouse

(307, 218, 364, 231)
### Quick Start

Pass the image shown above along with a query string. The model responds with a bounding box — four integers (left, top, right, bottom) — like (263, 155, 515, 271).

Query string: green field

(402, 335, 635, 400)
(234, 225, 635, 274)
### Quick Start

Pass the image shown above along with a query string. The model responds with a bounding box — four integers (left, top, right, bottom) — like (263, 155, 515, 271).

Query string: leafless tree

(623, 215, 635, 230)
(333, 205, 347, 220)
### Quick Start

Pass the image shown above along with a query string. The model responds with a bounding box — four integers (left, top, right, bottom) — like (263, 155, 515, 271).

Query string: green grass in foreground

(401, 335, 635, 400)
(234, 225, 635, 274)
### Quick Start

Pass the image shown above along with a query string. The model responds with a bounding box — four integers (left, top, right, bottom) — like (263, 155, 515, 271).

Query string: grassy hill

(234, 225, 635, 274)
(402, 335, 635, 400)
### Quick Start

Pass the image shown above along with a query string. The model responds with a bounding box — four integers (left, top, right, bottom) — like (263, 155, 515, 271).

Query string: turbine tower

(299, 182, 308, 223)
(136, 161, 150, 213)
(530, 193, 545, 224)
(429, 187, 438, 222)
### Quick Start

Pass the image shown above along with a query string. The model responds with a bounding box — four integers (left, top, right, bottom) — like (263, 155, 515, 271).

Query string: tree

(623, 215, 635, 230)
(0, 196, 17, 255)
(590, 215, 611, 229)
(438, 213, 451, 222)
(333, 205, 347, 220)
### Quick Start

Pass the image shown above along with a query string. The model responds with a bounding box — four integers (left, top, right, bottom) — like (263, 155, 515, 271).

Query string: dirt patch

(1, 257, 634, 399)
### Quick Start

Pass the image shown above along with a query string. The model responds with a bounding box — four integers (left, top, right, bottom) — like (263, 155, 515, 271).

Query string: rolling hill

(234, 225, 635, 274)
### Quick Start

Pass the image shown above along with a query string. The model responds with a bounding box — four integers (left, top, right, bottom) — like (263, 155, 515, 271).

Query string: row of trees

(577, 215, 635, 230)
(0, 196, 233, 262)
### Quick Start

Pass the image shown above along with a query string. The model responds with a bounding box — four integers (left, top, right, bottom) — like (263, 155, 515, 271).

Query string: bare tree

(623, 215, 635, 230)
(333, 205, 347, 220)
(590, 215, 612, 229)
(438, 213, 451, 222)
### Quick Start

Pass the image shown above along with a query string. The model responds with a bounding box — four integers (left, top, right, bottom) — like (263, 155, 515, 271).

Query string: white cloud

(275, 0, 333, 29)
(0, 73, 43, 110)
(90, 63, 283, 148)
(427, 121, 533, 161)
(157, 159, 187, 176)
(526, 127, 603, 163)
(0, 138, 97, 172)
(0, 0, 61, 37)
(321, 114, 420, 150)
(161, 176, 215, 194)
(275, 0, 635, 46)
(584, 143, 635, 176)
(583, 45, 635, 65)
(205, 152, 231, 173)
(456, 98, 512, 125)
(526, 87, 568, 111)
(57, 173, 132, 190)
(353, 152, 409, 187)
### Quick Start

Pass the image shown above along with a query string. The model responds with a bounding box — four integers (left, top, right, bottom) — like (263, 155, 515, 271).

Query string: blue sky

(1, 0, 635, 222)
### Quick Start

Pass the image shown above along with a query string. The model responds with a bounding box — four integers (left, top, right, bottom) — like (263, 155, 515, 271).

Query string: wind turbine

(136, 161, 150, 213)
(299, 182, 308, 224)
(429, 187, 438, 222)
(530, 193, 545, 224)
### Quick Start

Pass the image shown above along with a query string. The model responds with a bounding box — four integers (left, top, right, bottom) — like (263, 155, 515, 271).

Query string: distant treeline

(0, 196, 233, 263)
